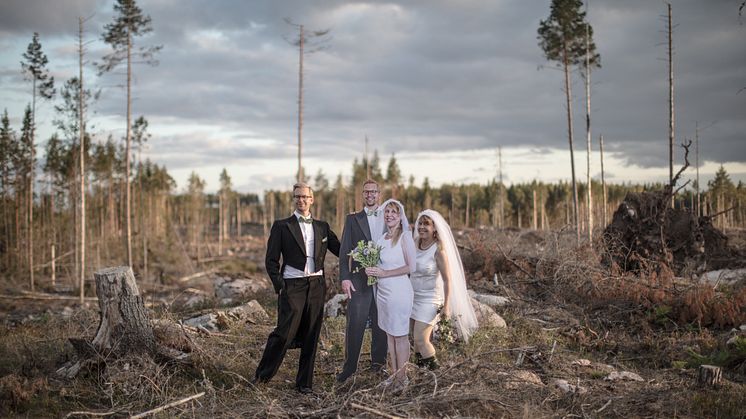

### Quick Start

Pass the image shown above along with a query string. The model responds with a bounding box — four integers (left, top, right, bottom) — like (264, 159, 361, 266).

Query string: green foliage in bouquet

(349, 240, 382, 285)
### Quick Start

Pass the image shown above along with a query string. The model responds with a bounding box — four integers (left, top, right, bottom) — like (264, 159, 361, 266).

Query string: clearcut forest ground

(1, 226, 745, 418)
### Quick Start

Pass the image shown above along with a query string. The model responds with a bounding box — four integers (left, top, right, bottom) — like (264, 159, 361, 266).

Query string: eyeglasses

(362, 190, 379, 195)
(294, 195, 313, 200)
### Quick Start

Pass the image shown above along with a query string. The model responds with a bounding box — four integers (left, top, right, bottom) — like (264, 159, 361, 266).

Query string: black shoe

(370, 362, 385, 373)
(250, 376, 268, 387)
(296, 386, 314, 395)
(336, 370, 353, 383)
(414, 352, 423, 367)
(421, 356, 440, 370)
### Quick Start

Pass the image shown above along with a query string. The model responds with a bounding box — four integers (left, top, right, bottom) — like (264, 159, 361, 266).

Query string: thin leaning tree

(98, 0, 161, 267)
(284, 19, 331, 183)
(21, 32, 55, 291)
(538, 0, 599, 242)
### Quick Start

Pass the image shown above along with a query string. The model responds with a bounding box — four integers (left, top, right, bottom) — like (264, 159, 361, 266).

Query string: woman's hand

(365, 267, 385, 277)
(442, 303, 451, 317)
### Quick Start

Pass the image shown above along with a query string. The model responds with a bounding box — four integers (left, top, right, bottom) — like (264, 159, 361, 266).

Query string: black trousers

(254, 275, 325, 389)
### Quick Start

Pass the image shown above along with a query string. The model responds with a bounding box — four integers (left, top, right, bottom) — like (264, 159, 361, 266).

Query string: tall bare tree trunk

(498, 147, 504, 228)
(465, 191, 470, 228)
(599, 134, 607, 227)
(532, 188, 538, 230)
(79, 17, 86, 303)
(695, 122, 700, 216)
(218, 193, 223, 256)
(236, 196, 241, 238)
(667, 3, 675, 208)
(584, 10, 593, 242)
(125, 29, 133, 266)
(29, 78, 36, 291)
(297, 25, 304, 183)
(563, 48, 580, 242)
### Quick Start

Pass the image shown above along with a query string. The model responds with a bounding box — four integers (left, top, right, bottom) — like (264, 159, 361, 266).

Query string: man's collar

(364, 207, 380, 217)
(294, 210, 312, 219)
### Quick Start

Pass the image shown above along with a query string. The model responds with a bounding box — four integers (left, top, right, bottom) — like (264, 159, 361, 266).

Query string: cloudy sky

(1, 0, 744, 194)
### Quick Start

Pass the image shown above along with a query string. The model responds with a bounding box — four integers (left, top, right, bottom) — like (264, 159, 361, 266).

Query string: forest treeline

(1, 103, 744, 286)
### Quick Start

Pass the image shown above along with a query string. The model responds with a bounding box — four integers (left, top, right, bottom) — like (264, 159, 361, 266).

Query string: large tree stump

(57, 266, 161, 378)
(91, 266, 156, 355)
(697, 365, 722, 387)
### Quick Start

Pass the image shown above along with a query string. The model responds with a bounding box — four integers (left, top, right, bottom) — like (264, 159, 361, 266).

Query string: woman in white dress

(365, 199, 416, 389)
(410, 209, 478, 369)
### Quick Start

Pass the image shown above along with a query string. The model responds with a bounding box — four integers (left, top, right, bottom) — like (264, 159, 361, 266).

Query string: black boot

(414, 352, 424, 367)
(421, 356, 439, 370)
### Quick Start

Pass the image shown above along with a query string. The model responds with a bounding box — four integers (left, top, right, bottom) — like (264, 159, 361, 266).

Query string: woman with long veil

(364, 199, 416, 390)
(410, 209, 478, 369)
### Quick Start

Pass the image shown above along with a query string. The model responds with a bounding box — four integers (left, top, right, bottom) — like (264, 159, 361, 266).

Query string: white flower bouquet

(349, 240, 382, 285)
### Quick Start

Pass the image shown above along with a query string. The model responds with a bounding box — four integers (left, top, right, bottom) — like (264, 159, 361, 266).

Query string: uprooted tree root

(601, 141, 744, 276)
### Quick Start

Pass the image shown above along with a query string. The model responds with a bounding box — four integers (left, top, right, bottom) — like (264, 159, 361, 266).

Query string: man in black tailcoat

(253, 182, 340, 394)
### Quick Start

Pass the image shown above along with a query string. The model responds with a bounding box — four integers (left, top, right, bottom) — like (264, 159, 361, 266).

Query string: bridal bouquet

(349, 240, 382, 285)
(435, 305, 456, 344)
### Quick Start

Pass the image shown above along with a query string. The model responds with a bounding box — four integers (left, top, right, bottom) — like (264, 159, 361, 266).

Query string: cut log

(91, 266, 156, 355)
(697, 365, 722, 387)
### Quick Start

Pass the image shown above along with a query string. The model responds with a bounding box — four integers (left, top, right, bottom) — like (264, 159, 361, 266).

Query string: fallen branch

(177, 269, 217, 283)
(63, 408, 121, 418)
(704, 206, 736, 220)
(130, 392, 205, 419)
(350, 402, 402, 419)
(0, 292, 97, 302)
(597, 399, 612, 413)
(494, 241, 534, 278)
(35, 249, 75, 269)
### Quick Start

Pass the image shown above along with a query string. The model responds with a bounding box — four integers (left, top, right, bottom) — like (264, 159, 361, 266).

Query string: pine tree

(0, 110, 17, 271)
(99, 0, 161, 266)
(21, 32, 55, 290)
(538, 0, 599, 241)
(385, 154, 402, 199)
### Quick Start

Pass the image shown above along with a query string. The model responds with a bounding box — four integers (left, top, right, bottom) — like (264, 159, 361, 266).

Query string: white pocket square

(322, 237, 328, 242)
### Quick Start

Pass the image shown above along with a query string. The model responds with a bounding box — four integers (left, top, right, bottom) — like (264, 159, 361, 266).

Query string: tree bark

(697, 365, 721, 387)
(563, 45, 579, 242)
(79, 17, 86, 304)
(91, 266, 155, 355)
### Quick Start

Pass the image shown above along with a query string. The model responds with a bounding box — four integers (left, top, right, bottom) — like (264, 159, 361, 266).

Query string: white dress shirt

(365, 207, 384, 242)
(283, 211, 324, 278)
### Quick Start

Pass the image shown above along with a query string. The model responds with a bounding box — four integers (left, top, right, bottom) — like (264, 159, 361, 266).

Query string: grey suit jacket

(339, 210, 374, 282)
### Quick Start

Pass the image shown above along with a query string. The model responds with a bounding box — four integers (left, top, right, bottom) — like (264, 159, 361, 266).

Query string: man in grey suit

(336, 179, 388, 383)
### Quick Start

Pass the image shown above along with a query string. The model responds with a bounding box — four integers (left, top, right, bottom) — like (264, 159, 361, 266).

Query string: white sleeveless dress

(410, 244, 444, 325)
(374, 236, 414, 336)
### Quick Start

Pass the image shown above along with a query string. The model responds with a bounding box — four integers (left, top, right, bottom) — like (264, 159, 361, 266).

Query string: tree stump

(697, 365, 722, 387)
(57, 266, 159, 378)
(91, 266, 156, 355)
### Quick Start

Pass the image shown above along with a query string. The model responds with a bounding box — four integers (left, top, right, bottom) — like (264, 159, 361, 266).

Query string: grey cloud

(1, 0, 744, 182)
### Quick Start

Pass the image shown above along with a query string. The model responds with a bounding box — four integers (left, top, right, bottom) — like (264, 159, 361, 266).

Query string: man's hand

(341, 279, 356, 299)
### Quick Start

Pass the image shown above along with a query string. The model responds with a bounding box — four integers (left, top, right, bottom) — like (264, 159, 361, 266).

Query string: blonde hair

(385, 201, 403, 246)
(293, 182, 313, 197)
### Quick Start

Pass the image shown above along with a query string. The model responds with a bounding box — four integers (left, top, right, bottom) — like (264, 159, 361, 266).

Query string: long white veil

(414, 209, 478, 342)
(379, 199, 417, 273)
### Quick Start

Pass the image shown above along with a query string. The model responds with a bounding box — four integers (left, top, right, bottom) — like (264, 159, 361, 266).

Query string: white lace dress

(374, 236, 414, 336)
(410, 243, 444, 325)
